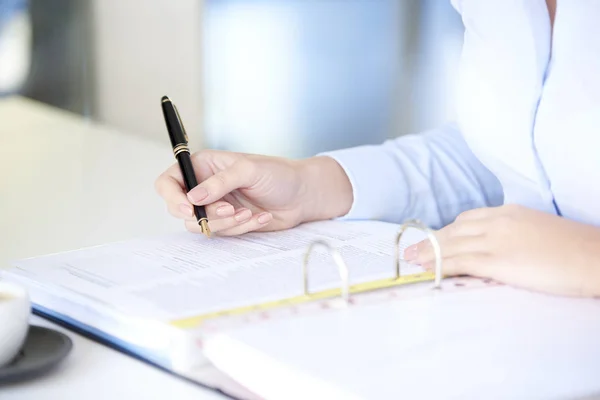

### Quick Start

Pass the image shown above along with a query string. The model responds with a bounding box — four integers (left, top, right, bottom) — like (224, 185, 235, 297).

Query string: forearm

(580, 230, 600, 297)
(315, 122, 505, 229)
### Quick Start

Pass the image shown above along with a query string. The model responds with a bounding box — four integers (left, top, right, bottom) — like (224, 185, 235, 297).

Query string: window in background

(202, 0, 403, 159)
(201, 0, 464, 159)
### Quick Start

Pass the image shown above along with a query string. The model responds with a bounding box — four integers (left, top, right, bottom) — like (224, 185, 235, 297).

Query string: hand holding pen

(156, 96, 354, 237)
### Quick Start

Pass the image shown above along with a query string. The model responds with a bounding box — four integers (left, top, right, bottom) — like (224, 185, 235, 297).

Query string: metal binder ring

(395, 219, 443, 289)
(303, 240, 350, 303)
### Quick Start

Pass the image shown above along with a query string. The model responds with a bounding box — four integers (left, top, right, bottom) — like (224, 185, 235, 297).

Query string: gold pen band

(173, 144, 190, 157)
(198, 218, 211, 237)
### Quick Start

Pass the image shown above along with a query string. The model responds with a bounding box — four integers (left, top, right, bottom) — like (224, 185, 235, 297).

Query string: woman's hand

(154, 150, 353, 236)
(405, 204, 600, 297)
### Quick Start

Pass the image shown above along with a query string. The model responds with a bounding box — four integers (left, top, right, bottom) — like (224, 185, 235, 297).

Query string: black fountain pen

(161, 95, 210, 237)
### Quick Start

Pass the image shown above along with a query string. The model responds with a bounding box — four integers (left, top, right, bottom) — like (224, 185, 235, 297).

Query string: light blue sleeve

(320, 122, 504, 229)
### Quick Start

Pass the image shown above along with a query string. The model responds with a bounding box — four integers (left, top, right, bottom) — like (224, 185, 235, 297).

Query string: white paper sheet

(203, 285, 600, 400)
(7, 220, 426, 321)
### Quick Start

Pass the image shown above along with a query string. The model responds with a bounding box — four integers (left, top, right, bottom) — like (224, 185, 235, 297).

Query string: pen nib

(199, 219, 211, 238)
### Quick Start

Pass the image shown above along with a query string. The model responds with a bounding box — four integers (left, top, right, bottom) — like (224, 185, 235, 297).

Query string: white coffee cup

(0, 281, 31, 367)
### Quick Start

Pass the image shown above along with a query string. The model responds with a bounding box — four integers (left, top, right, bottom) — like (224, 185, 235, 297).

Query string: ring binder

(303, 240, 350, 304)
(170, 220, 443, 329)
(302, 219, 443, 306)
(395, 219, 443, 289)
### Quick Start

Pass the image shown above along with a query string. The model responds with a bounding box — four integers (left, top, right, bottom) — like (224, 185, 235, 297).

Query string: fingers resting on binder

(404, 204, 600, 297)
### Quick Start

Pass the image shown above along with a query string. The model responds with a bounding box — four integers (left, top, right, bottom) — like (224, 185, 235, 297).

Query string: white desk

(0, 97, 235, 399)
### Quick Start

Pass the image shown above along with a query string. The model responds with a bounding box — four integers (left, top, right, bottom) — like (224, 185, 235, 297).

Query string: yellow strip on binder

(170, 272, 435, 329)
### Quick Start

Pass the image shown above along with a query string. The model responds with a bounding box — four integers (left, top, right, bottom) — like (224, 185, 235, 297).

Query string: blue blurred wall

(202, 0, 402, 158)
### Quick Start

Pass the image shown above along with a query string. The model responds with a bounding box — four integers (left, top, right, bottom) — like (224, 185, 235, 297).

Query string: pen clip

(173, 104, 189, 143)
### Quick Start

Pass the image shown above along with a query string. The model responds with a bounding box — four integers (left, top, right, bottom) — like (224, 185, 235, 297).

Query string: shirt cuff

(319, 144, 407, 223)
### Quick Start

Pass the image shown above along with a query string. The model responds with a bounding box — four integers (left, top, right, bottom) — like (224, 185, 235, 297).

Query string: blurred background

(0, 0, 463, 159)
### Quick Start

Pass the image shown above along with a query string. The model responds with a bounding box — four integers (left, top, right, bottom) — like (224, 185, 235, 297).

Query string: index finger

(404, 219, 483, 264)
(188, 159, 255, 206)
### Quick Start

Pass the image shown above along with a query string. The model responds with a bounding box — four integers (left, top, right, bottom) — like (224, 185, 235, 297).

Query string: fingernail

(404, 245, 418, 262)
(216, 205, 235, 217)
(234, 209, 252, 222)
(257, 212, 272, 224)
(188, 187, 208, 204)
(179, 204, 193, 216)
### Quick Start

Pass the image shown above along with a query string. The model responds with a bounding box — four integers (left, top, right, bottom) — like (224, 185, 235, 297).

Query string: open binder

(1, 219, 494, 399)
(168, 219, 446, 332)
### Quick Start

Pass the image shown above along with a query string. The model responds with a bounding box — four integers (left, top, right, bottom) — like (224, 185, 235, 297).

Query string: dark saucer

(0, 325, 72, 384)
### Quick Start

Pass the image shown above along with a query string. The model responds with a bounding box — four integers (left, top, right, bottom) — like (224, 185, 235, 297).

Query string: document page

(203, 285, 600, 400)
(7, 220, 426, 321)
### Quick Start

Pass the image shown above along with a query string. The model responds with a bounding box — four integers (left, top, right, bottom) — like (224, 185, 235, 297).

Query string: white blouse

(327, 0, 600, 229)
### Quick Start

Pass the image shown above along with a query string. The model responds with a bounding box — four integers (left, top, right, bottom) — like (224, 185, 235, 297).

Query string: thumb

(187, 159, 255, 205)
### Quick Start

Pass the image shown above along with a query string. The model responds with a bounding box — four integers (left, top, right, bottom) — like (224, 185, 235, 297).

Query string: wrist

(294, 156, 353, 223)
(583, 234, 600, 297)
